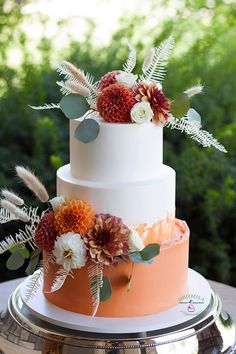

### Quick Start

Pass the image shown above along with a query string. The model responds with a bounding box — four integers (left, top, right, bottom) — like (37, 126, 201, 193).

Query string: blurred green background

(0, 0, 236, 285)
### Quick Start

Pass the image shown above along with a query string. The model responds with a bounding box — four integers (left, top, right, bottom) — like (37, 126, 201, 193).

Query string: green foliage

(60, 94, 90, 119)
(9, 244, 30, 259)
(130, 244, 160, 263)
(26, 249, 41, 276)
(100, 276, 112, 302)
(6, 252, 25, 270)
(140, 244, 160, 261)
(171, 93, 190, 119)
(74, 118, 100, 143)
(0, 0, 236, 286)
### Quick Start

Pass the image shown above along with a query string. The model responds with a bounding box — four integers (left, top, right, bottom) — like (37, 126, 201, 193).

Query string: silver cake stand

(0, 278, 235, 353)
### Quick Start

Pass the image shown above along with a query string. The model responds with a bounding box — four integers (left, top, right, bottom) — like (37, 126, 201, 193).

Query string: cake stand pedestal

(0, 270, 235, 353)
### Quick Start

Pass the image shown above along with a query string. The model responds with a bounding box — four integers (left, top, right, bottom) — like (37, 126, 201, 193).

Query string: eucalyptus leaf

(100, 276, 112, 302)
(171, 93, 190, 119)
(31, 248, 41, 257)
(9, 244, 30, 259)
(139, 243, 160, 261)
(25, 249, 41, 275)
(74, 118, 100, 143)
(129, 252, 153, 264)
(6, 252, 25, 270)
(60, 94, 90, 119)
(187, 108, 202, 127)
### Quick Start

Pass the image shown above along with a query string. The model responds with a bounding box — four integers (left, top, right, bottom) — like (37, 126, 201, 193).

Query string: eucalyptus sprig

(129, 243, 160, 264)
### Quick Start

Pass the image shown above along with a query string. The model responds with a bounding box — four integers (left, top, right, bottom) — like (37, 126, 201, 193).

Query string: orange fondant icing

(43, 219, 189, 317)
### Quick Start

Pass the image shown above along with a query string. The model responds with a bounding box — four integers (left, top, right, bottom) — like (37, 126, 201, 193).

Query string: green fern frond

(140, 36, 174, 84)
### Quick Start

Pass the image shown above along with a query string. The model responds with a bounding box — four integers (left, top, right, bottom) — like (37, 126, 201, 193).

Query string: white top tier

(70, 115, 163, 183)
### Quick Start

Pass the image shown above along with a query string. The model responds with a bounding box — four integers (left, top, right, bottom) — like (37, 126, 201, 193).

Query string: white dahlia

(53, 232, 87, 271)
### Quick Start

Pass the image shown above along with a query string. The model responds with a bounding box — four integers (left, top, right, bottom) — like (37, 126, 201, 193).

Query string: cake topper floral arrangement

(31, 35, 226, 152)
(0, 167, 160, 316)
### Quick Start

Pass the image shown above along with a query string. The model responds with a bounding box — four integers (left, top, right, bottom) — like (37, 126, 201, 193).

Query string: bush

(0, 0, 236, 285)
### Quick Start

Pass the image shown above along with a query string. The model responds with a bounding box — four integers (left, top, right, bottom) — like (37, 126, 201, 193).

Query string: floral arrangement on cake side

(31, 36, 226, 152)
(0, 167, 160, 315)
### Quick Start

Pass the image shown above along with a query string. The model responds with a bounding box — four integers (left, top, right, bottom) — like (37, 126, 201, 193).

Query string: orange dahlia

(97, 83, 136, 123)
(98, 70, 122, 91)
(54, 199, 95, 236)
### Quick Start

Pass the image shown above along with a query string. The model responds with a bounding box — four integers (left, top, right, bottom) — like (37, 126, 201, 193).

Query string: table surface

(0, 277, 236, 322)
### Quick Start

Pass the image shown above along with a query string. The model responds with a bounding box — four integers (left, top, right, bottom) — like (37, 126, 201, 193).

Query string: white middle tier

(70, 117, 163, 183)
(57, 164, 175, 226)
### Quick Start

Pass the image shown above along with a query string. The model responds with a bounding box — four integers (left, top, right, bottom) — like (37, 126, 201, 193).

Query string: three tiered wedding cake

(0, 36, 226, 319)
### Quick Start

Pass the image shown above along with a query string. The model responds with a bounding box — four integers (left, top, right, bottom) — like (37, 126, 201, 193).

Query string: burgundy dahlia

(35, 212, 58, 252)
(84, 213, 130, 265)
(97, 83, 136, 123)
(98, 70, 122, 91)
(135, 82, 171, 124)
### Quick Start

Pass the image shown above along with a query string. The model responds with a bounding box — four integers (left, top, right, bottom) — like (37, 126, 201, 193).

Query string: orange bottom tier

(43, 220, 189, 317)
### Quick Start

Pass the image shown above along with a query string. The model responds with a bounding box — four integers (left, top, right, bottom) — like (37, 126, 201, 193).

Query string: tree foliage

(0, 0, 236, 284)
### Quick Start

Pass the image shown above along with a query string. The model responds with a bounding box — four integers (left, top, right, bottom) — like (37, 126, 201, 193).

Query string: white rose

(53, 232, 87, 271)
(131, 102, 154, 124)
(49, 196, 65, 211)
(128, 229, 145, 253)
(115, 72, 138, 88)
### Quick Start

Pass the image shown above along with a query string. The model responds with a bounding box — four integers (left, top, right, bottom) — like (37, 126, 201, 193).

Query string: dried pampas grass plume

(142, 48, 155, 71)
(65, 80, 91, 97)
(184, 85, 203, 98)
(15, 166, 49, 203)
(62, 61, 87, 84)
(1, 199, 29, 222)
(1, 189, 24, 206)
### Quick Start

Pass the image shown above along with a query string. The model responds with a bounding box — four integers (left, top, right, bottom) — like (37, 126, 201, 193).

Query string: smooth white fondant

(20, 269, 212, 334)
(57, 164, 175, 225)
(70, 115, 163, 182)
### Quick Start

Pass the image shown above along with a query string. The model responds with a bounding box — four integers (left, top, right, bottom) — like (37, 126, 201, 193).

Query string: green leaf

(25, 249, 41, 275)
(139, 243, 160, 261)
(6, 252, 25, 270)
(129, 252, 153, 264)
(60, 94, 90, 119)
(74, 118, 100, 143)
(31, 248, 41, 257)
(9, 245, 30, 259)
(100, 276, 112, 302)
(171, 93, 190, 119)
